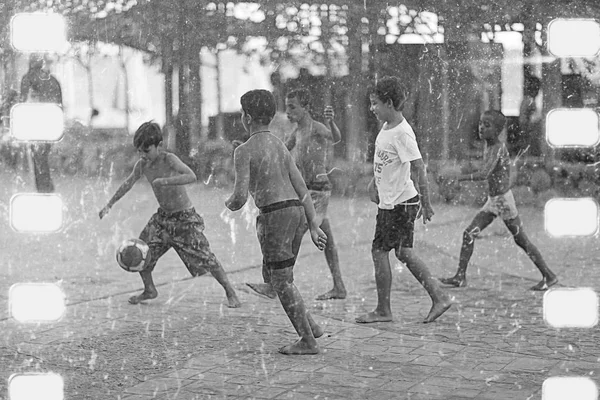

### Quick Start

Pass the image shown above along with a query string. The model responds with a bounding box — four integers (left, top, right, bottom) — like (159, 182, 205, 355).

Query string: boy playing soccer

(246, 88, 346, 301)
(357, 76, 453, 324)
(439, 110, 558, 291)
(99, 121, 241, 307)
(226, 89, 327, 355)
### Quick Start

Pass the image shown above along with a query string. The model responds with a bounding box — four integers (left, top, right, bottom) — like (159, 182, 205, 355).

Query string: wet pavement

(1, 181, 599, 399)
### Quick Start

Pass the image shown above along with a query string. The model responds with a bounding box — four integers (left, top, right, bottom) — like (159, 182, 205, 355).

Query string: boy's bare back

(140, 152, 193, 213)
(237, 132, 298, 208)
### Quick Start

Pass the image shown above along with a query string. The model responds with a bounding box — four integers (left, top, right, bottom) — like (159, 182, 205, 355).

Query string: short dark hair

(369, 76, 409, 111)
(286, 88, 311, 108)
(482, 110, 506, 133)
(133, 121, 163, 149)
(241, 90, 276, 125)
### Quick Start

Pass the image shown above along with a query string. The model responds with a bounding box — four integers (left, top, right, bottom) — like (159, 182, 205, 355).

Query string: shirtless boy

(226, 89, 327, 355)
(439, 110, 558, 291)
(246, 88, 346, 301)
(99, 121, 241, 307)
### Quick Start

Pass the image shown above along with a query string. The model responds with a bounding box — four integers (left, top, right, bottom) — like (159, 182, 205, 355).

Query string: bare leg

(271, 267, 319, 355)
(210, 262, 241, 308)
(440, 211, 495, 288)
(315, 218, 347, 300)
(356, 248, 393, 323)
(129, 270, 158, 304)
(504, 216, 558, 291)
(398, 247, 453, 323)
(246, 261, 277, 299)
(31, 143, 54, 193)
(307, 313, 325, 338)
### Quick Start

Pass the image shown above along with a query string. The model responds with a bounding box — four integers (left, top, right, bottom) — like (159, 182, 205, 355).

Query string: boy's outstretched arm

(152, 153, 196, 187)
(439, 146, 501, 183)
(411, 158, 434, 224)
(225, 145, 249, 211)
(288, 152, 327, 250)
(99, 160, 143, 219)
(456, 146, 501, 182)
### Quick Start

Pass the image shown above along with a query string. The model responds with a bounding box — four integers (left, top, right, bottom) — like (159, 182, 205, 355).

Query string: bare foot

(311, 323, 325, 338)
(530, 276, 558, 291)
(278, 339, 319, 355)
(355, 311, 392, 324)
(246, 283, 277, 299)
(128, 289, 158, 304)
(439, 275, 467, 288)
(315, 288, 347, 300)
(423, 297, 453, 323)
(227, 292, 242, 308)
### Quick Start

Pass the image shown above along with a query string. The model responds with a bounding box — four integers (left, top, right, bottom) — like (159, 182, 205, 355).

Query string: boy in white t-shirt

(356, 76, 453, 324)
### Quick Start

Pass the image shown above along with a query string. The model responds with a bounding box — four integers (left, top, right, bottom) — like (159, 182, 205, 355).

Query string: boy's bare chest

(143, 160, 174, 182)
(295, 129, 326, 155)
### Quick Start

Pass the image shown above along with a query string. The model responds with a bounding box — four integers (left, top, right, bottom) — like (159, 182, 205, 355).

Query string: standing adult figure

(20, 53, 63, 192)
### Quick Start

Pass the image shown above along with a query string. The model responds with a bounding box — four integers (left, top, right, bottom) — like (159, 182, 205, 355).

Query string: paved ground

(1, 174, 599, 399)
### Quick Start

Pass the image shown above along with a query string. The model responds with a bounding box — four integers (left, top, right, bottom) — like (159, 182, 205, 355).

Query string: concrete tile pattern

(1, 189, 599, 399)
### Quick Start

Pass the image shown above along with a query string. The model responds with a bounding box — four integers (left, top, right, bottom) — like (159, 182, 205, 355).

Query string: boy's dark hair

(369, 76, 409, 111)
(133, 121, 163, 149)
(286, 88, 311, 108)
(241, 89, 276, 125)
(482, 110, 507, 134)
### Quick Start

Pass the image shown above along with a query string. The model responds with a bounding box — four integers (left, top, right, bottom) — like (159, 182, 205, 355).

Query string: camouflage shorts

(139, 207, 220, 276)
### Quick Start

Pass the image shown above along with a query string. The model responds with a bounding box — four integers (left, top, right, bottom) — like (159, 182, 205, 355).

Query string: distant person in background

(518, 76, 541, 157)
(20, 53, 63, 192)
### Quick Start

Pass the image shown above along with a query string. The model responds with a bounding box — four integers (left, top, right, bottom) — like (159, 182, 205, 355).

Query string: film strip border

(540, 17, 600, 399)
(7, 12, 69, 400)
(4, 14, 600, 399)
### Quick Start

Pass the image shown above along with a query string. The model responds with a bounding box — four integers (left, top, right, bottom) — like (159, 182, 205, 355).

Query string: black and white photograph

(0, 1, 599, 399)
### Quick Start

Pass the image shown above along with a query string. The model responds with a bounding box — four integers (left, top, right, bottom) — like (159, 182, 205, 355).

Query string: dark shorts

(256, 199, 306, 271)
(372, 195, 420, 252)
(139, 207, 220, 276)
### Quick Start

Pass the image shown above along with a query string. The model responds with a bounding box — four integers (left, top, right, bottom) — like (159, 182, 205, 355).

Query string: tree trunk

(162, 37, 173, 129)
(86, 63, 95, 125)
(345, 3, 367, 163)
(119, 47, 130, 133)
(177, 60, 190, 157)
(175, 1, 190, 157)
(215, 48, 224, 140)
(540, 21, 561, 166)
(188, 47, 202, 141)
(440, 45, 450, 164)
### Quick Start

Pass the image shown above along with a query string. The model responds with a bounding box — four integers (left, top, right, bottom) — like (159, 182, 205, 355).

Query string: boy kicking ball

(439, 110, 558, 291)
(226, 89, 327, 355)
(99, 121, 241, 307)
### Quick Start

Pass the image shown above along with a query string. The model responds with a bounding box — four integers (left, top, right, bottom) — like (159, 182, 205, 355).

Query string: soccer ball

(116, 238, 151, 272)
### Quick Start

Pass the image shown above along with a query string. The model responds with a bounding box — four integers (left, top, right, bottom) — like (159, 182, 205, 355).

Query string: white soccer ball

(116, 238, 151, 272)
